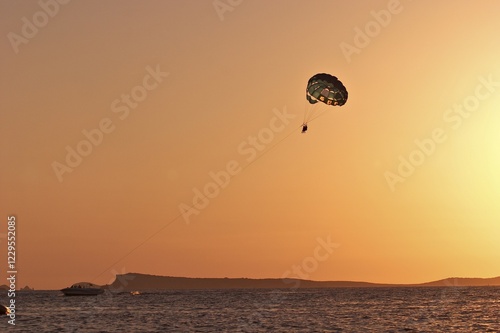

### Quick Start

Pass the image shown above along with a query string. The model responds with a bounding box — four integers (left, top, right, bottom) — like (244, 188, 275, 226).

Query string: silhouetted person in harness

(301, 123, 308, 133)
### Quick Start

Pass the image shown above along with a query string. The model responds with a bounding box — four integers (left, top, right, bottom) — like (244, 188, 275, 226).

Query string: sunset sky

(1, 1, 500, 290)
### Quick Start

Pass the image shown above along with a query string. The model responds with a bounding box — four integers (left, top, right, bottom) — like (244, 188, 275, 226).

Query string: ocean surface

(2, 287, 499, 332)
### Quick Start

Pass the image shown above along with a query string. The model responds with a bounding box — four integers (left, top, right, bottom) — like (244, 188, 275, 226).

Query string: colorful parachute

(302, 73, 348, 132)
(306, 73, 348, 106)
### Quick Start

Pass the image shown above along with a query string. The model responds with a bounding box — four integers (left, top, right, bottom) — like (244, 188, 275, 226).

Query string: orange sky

(1, 1, 500, 290)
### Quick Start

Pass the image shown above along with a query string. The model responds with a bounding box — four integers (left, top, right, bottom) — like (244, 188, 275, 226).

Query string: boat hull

(61, 288, 104, 296)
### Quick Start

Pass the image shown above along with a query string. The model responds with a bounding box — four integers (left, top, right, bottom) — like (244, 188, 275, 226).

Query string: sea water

(2, 287, 499, 332)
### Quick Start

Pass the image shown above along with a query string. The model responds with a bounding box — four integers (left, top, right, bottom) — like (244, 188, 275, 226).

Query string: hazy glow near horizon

(1, 0, 500, 289)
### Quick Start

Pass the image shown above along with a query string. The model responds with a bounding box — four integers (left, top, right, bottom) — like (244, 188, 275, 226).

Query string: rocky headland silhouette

(103, 273, 500, 292)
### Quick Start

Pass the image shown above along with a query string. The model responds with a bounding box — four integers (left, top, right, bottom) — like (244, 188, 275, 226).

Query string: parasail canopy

(306, 73, 348, 107)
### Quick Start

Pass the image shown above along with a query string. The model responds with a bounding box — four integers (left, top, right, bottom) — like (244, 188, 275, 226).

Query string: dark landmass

(418, 276, 500, 287)
(104, 273, 500, 292)
(0, 284, 34, 291)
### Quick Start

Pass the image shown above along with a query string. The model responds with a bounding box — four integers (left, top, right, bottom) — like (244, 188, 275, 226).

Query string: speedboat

(60, 282, 104, 296)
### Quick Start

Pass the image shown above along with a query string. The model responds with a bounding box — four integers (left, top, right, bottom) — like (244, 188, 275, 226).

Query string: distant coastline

(103, 273, 500, 292)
